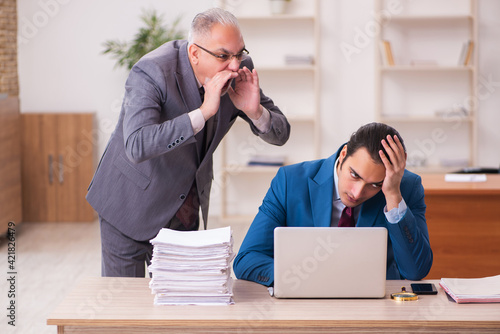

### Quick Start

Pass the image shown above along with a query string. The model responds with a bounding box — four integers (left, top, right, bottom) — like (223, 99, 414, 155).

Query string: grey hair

(188, 7, 240, 44)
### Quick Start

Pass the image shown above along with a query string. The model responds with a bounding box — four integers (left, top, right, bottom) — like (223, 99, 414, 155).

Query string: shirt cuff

(251, 106, 271, 133)
(189, 108, 205, 135)
(384, 198, 408, 224)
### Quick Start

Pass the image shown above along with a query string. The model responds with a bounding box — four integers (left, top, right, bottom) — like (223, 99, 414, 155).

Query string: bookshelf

(217, 0, 321, 220)
(375, 0, 478, 172)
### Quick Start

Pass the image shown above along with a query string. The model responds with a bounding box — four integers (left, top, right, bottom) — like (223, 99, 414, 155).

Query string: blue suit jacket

(233, 146, 433, 286)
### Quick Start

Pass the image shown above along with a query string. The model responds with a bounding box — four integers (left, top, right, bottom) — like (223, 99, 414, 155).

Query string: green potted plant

(103, 9, 184, 70)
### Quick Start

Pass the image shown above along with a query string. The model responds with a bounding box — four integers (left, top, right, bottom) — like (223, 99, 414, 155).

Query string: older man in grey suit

(86, 8, 290, 277)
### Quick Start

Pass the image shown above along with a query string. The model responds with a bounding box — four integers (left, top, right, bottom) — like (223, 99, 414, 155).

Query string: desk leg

(57, 325, 64, 334)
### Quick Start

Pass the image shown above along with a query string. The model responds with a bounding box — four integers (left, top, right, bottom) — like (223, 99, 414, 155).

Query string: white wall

(17, 0, 213, 151)
(17, 0, 500, 216)
(319, 0, 378, 156)
(476, 0, 500, 167)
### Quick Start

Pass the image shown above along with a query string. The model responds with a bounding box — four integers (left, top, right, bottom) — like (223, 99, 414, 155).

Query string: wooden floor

(0, 218, 250, 334)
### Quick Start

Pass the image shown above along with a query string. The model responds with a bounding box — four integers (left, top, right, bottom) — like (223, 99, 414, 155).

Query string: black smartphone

(411, 283, 438, 295)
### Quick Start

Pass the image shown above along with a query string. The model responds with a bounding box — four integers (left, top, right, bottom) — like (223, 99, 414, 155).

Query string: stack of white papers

(148, 226, 235, 305)
(440, 274, 500, 303)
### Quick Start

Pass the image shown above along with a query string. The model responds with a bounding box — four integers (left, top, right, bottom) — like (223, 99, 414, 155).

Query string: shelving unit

(375, 0, 477, 172)
(217, 0, 320, 220)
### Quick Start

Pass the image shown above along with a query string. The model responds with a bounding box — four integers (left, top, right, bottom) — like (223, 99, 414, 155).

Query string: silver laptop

(273, 227, 388, 298)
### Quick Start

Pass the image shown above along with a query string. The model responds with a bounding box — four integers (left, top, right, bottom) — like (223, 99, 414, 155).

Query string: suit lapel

(204, 101, 221, 155)
(175, 42, 204, 162)
(308, 155, 336, 227)
(175, 42, 202, 112)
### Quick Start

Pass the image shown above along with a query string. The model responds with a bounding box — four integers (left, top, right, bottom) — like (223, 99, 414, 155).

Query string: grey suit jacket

(86, 40, 290, 241)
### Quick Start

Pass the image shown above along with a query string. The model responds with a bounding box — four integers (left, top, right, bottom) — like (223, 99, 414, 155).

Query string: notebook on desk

(273, 227, 388, 298)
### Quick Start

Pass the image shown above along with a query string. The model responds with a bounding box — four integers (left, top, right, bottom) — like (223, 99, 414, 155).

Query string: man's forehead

(208, 24, 243, 45)
(346, 149, 386, 183)
(349, 166, 385, 185)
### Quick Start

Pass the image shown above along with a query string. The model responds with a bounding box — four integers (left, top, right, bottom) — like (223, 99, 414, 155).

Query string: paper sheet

(444, 173, 487, 182)
(440, 274, 500, 303)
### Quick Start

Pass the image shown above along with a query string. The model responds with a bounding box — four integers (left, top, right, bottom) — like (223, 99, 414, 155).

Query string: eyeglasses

(194, 43, 249, 62)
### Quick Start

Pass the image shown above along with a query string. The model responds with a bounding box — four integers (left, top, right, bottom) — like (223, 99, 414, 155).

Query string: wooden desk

(48, 277, 500, 333)
(420, 174, 500, 279)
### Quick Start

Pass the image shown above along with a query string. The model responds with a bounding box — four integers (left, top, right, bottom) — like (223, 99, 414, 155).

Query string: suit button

(167, 144, 172, 149)
(176, 139, 180, 144)
(180, 194, 186, 200)
(180, 136, 184, 141)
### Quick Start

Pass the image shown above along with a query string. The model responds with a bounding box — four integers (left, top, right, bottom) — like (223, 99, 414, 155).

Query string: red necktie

(338, 206, 355, 227)
(175, 182, 200, 230)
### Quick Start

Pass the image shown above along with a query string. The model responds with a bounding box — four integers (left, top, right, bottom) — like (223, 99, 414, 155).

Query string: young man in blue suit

(234, 123, 433, 286)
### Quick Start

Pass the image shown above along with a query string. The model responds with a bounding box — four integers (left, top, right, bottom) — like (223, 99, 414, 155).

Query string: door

(21, 113, 95, 222)
(55, 114, 95, 222)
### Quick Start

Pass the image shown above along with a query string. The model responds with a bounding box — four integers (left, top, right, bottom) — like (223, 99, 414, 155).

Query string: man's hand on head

(379, 135, 406, 211)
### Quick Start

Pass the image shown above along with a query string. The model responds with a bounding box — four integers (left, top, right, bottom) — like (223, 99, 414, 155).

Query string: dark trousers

(99, 215, 199, 277)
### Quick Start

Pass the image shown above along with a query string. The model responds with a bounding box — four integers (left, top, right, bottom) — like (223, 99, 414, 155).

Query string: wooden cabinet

(0, 97, 22, 234)
(421, 174, 500, 279)
(21, 113, 95, 222)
